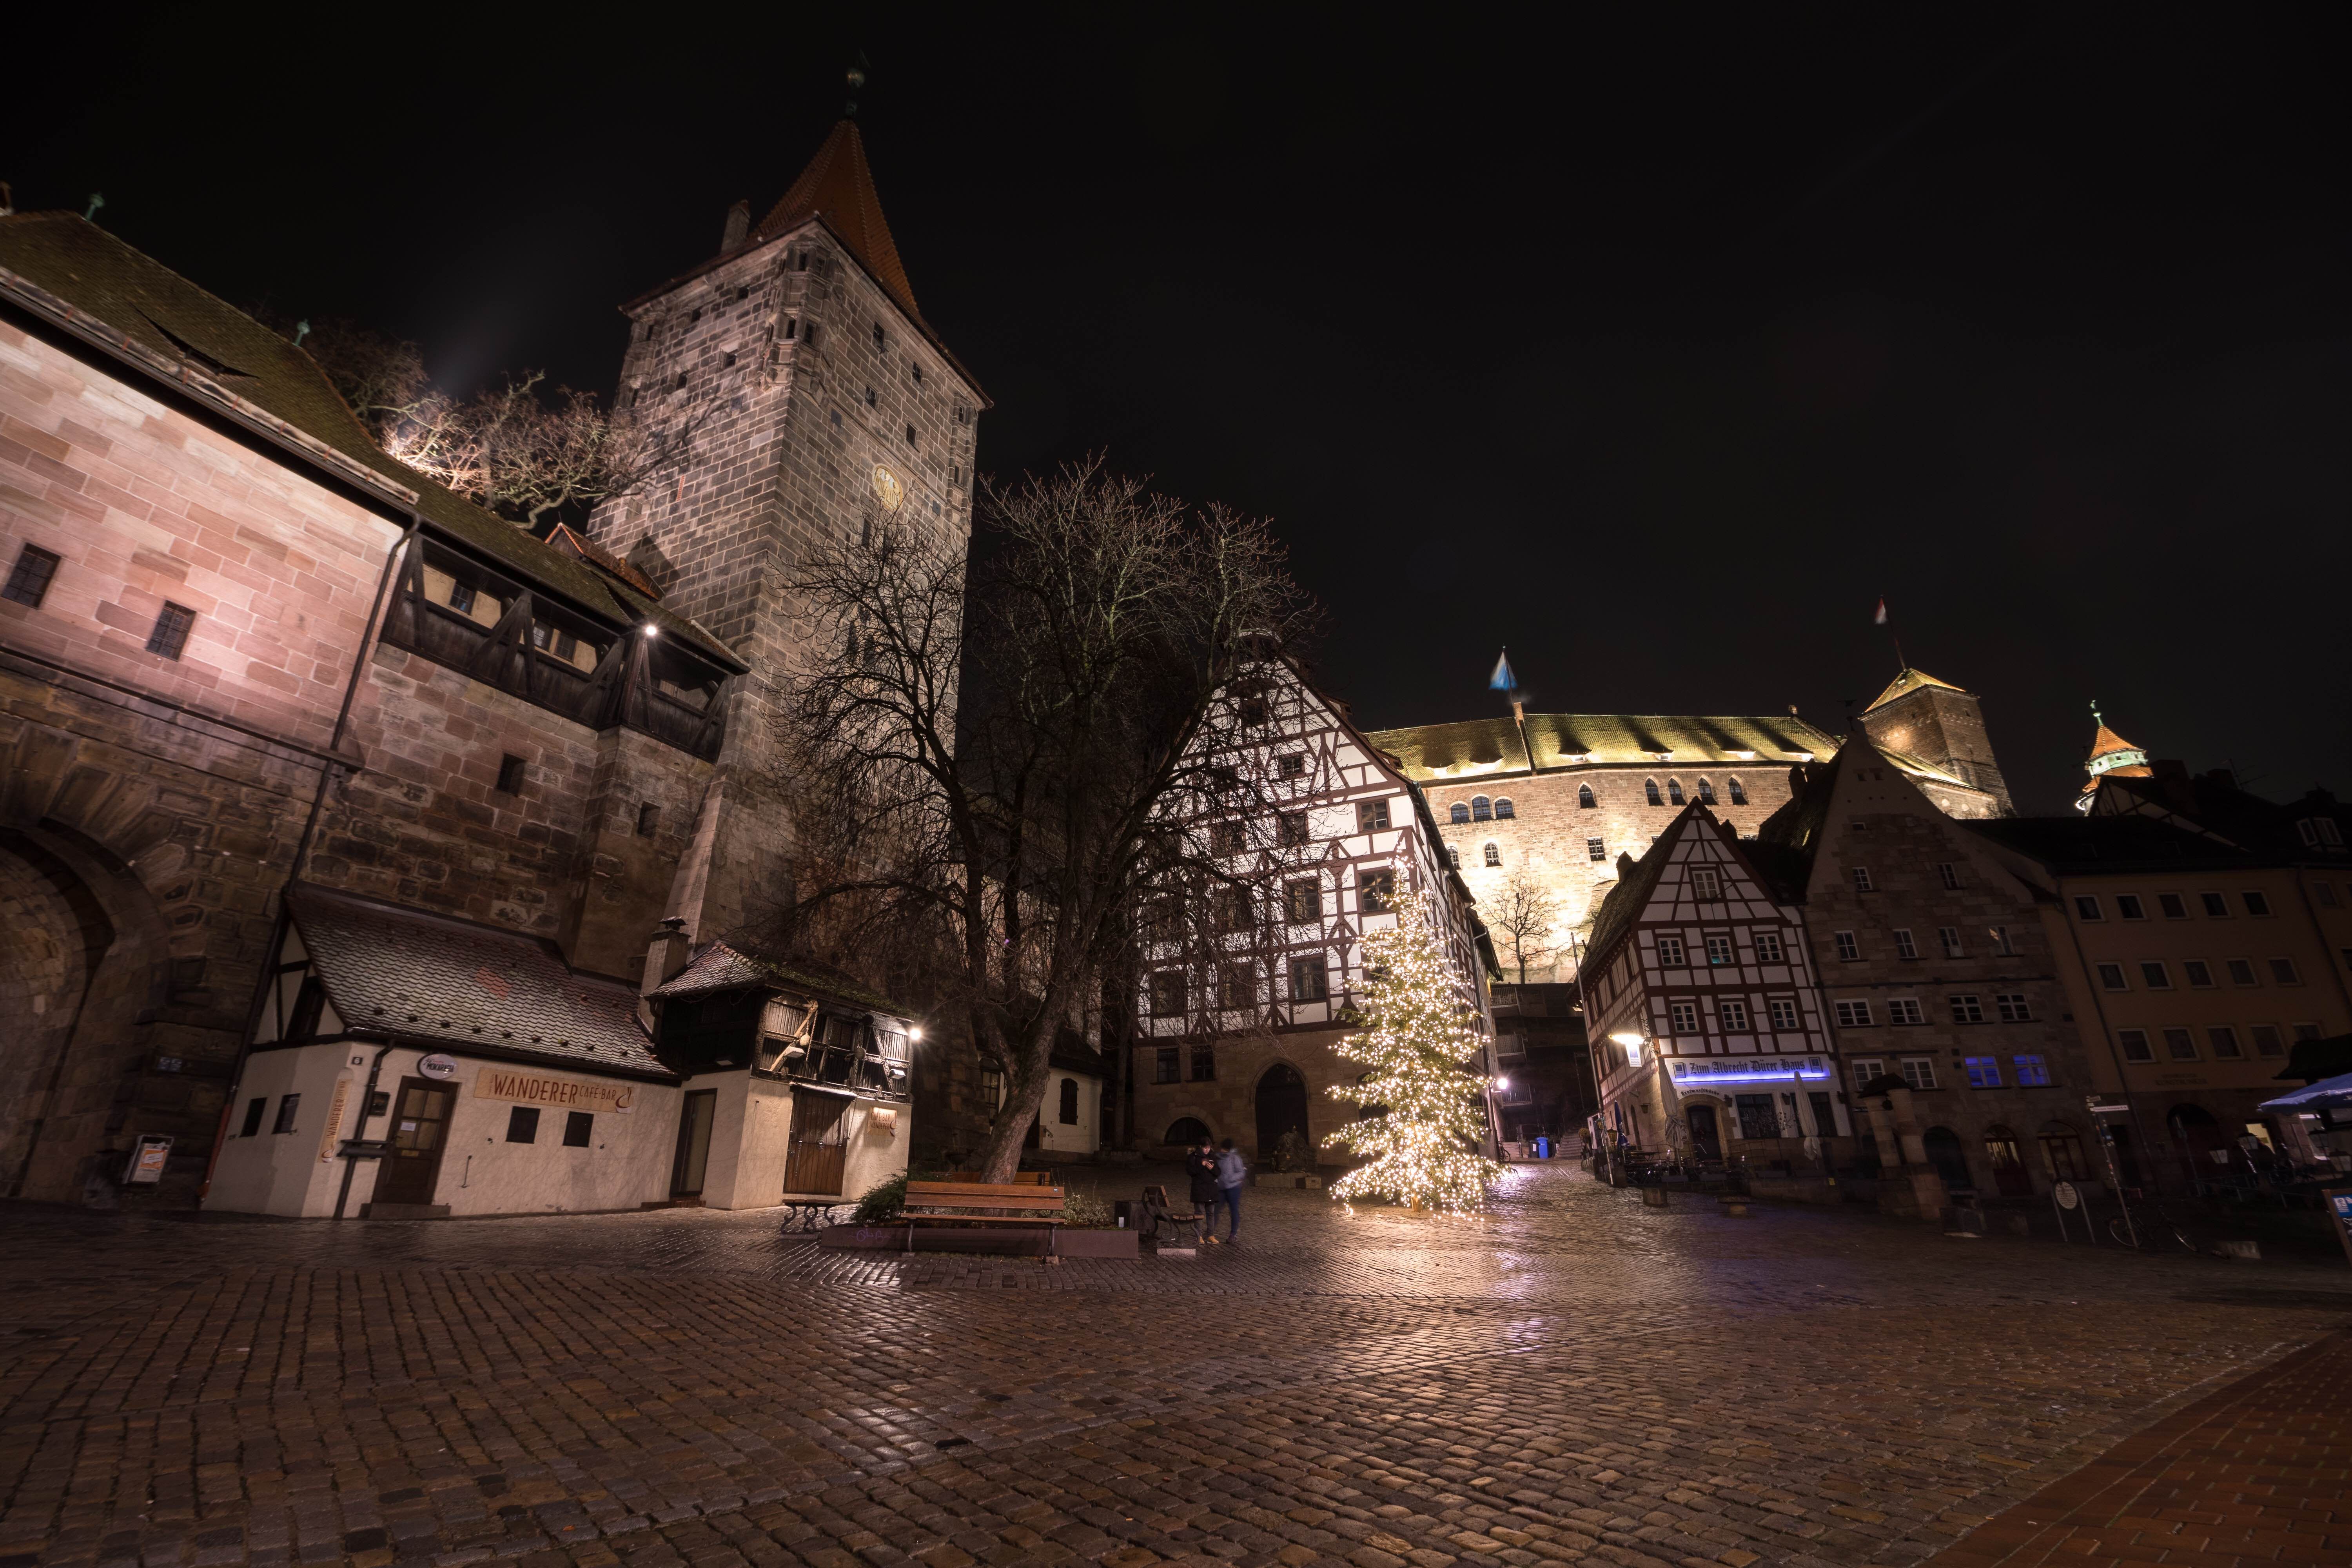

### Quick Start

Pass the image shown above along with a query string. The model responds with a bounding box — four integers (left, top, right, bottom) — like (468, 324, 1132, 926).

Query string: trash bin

(1534, 1136, 1550, 1159)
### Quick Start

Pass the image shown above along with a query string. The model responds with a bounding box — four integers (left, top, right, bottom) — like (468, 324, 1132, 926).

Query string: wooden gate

(783, 1088, 850, 1195)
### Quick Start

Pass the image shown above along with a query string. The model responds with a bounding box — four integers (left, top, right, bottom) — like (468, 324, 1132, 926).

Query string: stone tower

(1857, 668, 2014, 814)
(586, 116, 985, 942)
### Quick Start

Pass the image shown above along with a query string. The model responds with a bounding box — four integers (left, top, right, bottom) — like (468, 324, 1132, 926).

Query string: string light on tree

(1322, 890, 1507, 1211)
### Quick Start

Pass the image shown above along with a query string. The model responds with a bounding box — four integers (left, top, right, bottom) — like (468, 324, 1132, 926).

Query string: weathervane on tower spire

(844, 52, 870, 118)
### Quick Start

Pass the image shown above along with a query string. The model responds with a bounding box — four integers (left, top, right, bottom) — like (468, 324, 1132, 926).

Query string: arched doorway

(1922, 1126, 1973, 1191)
(1686, 1103, 1722, 1160)
(1164, 1117, 1210, 1148)
(2168, 1102, 2226, 1181)
(1254, 1062, 1310, 1160)
(1982, 1124, 2033, 1198)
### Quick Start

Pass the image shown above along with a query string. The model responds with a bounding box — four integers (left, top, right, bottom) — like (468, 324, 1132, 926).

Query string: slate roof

(287, 884, 669, 1078)
(0, 213, 741, 670)
(648, 940, 913, 1017)
(1964, 815, 2258, 873)
(1864, 667, 1966, 712)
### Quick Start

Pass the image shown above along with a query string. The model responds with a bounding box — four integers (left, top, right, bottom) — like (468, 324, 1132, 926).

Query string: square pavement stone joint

(0, 1166, 2346, 1568)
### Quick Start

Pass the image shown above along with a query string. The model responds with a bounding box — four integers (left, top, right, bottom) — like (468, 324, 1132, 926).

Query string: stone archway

(0, 832, 112, 1196)
(1254, 1062, 1310, 1162)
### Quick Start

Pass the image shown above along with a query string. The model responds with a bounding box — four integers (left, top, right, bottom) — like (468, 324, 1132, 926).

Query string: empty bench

(900, 1180, 1067, 1260)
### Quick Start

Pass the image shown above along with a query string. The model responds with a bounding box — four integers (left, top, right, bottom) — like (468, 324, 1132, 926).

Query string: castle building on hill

(1367, 668, 2007, 981)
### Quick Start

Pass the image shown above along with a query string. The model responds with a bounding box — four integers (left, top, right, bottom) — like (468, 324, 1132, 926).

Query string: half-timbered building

(1131, 659, 1499, 1161)
(1582, 801, 1848, 1167)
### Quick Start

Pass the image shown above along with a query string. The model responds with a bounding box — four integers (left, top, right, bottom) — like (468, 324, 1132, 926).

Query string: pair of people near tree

(1187, 1137, 1245, 1241)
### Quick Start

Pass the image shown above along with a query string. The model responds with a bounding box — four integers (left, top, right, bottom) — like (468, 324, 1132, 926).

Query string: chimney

(719, 199, 751, 254)
(638, 916, 693, 1029)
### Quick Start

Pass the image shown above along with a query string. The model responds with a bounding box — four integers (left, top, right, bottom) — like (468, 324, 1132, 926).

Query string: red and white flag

(1873, 596, 1889, 626)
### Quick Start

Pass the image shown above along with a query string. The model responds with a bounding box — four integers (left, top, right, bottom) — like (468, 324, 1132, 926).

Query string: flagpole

(1876, 596, 1907, 672)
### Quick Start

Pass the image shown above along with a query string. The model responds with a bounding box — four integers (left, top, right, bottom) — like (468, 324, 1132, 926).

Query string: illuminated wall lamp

(1609, 1030, 1646, 1063)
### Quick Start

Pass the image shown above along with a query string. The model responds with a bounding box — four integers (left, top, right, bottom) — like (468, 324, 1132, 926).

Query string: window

(1358, 869, 1396, 914)
(1948, 995, 1986, 1024)
(2301, 819, 2348, 850)
(1989, 925, 2016, 956)
(1704, 935, 1734, 965)
(2138, 960, 2171, 989)
(1964, 1057, 2001, 1089)
(506, 1107, 540, 1143)
(1219, 961, 1256, 1009)
(564, 1111, 593, 1147)
(1767, 998, 1800, 1030)
(1448, 847, 1460, 870)
(1849, 1058, 1884, 1089)
(240, 1097, 267, 1137)
(1278, 753, 1305, 779)
(1995, 993, 2033, 1022)
(2074, 896, 2103, 921)
(3, 543, 60, 608)
(1237, 695, 1269, 727)
(1655, 935, 1686, 966)
(1834, 931, 1860, 962)
(2249, 1025, 2284, 1058)
(2207, 1027, 2243, 1060)
(1939, 927, 1965, 959)
(2162, 1027, 2198, 1062)
(271, 1094, 301, 1134)
(2269, 957, 2301, 985)
(1210, 820, 1245, 856)
(872, 321, 887, 352)
(636, 802, 661, 837)
(2297, 1022, 2325, 1042)
(1149, 971, 1185, 1017)
(1893, 928, 1918, 960)
(1668, 779, 1686, 805)
(675, 371, 690, 390)
(1899, 1058, 1938, 1091)
(1834, 999, 1873, 1028)
(2183, 959, 2213, 988)
(447, 580, 477, 614)
(1153, 1048, 1179, 1085)
(1483, 842, 1501, 867)
(2227, 958, 2258, 986)
(1188, 1044, 1215, 1084)
(1645, 779, 1663, 806)
(1888, 998, 1924, 1025)
(1578, 785, 1597, 809)
(802, 323, 820, 349)
(2116, 894, 2145, 920)
(1669, 1000, 1700, 1033)
(146, 601, 196, 659)
(1587, 837, 1606, 862)
(1937, 862, 1962, 890)
(2158, 893, 2187, 919)
(2118, 1029, 2154, 1062)
(1357, 798, 1392, 832)
(1494, 798, 1515, 820)
(497, 755, 526, 795)
(1690, 867, 1722, 900)
(1211, 887, 1254, 933)
(1754, 931, 1784, 963)
(1471, 796, 1492, 822)
(1450, 801, 1470, 824)
(1278, 811, 1309, 846)
(1852, 866, 1874, 893)
(2013, 1054, 2051, 1086)
(2096, 962, 2128, 991)
(2244, 891, 2271, 916)
(1283, 879, 1323, 924)
(1289, 955, 1328, 1002)
(1697, 779, 1716, 804)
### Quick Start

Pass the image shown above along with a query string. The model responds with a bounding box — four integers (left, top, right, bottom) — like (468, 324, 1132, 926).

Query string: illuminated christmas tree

(1323, 890, 1508, 1210)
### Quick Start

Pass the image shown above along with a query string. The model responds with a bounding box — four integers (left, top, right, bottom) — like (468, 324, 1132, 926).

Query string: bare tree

(1489, 869, 1558, 984)
(778, 458, 1318, 1181)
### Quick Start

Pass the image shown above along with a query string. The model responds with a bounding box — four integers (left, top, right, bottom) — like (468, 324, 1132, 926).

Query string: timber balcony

(381, 542, 732, 761)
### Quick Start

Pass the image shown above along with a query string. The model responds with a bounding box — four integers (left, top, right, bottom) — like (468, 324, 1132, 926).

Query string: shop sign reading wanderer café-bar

(472, 1068, 638, 1115)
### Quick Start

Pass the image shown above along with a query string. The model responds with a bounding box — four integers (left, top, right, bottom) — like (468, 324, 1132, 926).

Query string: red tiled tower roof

(753, 118, 919, 323)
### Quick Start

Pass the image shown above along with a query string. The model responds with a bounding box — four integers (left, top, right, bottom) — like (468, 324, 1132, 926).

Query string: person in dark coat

(1186, 1138, 1225, 1243)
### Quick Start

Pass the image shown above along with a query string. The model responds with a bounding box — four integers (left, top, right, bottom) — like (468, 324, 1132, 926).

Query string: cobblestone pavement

(2, 1165, 2348, 1568)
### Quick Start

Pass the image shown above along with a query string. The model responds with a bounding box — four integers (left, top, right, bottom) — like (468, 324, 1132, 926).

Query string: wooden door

(783, 1088, 848, 1195)
(671, 1089, 717, 1198)
(373, 1079, 455, 1205)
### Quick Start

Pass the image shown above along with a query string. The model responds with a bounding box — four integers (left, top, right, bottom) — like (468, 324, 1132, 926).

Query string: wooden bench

(1138, 1184, 1202, 1248)
(943, 1170, 1053, 1185)
(900, 1180, 1067, 1260)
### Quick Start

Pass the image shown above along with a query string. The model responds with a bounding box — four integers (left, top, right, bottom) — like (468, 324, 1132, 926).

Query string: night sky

(10, 7, 2348, 813)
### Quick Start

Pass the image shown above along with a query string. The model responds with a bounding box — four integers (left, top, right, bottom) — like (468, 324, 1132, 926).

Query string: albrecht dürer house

(0, 115, 963, 1214)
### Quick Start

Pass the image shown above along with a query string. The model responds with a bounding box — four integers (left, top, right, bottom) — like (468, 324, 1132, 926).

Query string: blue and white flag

(1488, 650, 1517, 691)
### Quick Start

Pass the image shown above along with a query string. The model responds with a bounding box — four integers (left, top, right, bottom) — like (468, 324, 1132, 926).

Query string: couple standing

(1187, 1137, 1246, 1243)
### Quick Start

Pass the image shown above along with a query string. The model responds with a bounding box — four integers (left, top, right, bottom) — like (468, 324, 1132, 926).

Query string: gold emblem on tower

(871, 464, 905, 511)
